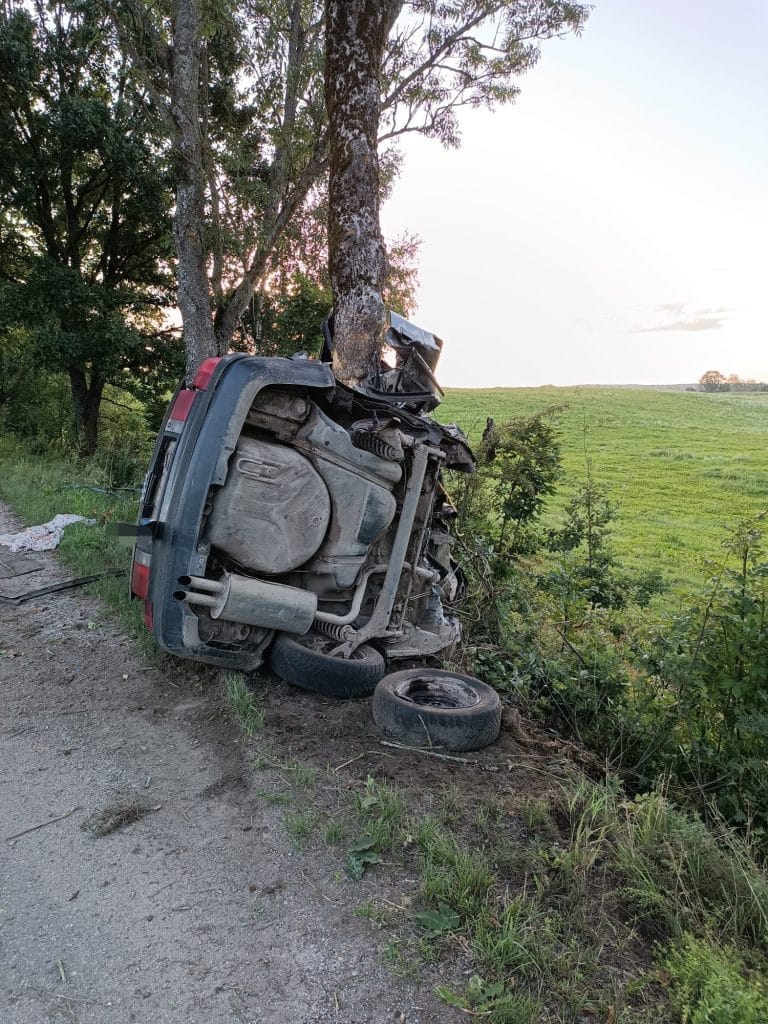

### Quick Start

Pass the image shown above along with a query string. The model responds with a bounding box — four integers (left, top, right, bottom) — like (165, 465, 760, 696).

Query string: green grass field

(440, 387, 768, 600)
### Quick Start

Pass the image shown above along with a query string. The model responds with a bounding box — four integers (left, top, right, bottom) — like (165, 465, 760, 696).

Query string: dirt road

(0, 505, 454, 1024)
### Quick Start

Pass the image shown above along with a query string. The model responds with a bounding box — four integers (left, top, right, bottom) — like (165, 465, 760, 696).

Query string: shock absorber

(314, 620, 355, 642)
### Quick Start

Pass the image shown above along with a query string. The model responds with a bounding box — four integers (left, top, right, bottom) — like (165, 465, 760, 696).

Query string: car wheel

(269, 632, 385, 698)
(372, 669, 501, 751)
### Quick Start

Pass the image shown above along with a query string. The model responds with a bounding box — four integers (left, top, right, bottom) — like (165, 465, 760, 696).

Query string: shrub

(454, 407, 563, 574)
(663, 934, 768, 1024)
(644, 516, 768, 834)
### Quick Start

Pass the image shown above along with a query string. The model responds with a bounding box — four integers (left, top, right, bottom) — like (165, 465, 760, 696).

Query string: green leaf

(435, 985, 466, 1009)
(466, 975, 505, 1008)
(348, 834, 378, 853)
(413, 901, 460, 935)
(346, 855, 366, 881)
(345, 839, 382, 879)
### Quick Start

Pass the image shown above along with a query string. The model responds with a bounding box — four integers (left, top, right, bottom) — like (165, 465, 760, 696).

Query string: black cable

(0, 570, 126, 606)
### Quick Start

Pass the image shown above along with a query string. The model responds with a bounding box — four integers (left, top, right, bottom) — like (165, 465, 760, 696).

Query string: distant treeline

(696, 371, 768, 393)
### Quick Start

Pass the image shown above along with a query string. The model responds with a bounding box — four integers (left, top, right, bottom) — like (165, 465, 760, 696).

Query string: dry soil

(0, 503, 462, 1024)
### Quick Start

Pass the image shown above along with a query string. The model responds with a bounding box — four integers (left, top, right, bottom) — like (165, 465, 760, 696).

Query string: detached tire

(373, 669, 501, 751)
(269, 632, 385, 698)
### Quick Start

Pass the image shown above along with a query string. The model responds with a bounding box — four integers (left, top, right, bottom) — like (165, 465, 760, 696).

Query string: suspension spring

(351, 432, 401, 461)
(314, 620, 354, 642)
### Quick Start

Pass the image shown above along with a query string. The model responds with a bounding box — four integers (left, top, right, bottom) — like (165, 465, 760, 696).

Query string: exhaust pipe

(176, 574, 317, 634)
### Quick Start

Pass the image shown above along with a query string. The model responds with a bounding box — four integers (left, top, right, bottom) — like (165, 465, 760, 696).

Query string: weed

(412, 900, 459, 936)
(474, 794, 506, 834)
(437, 975, 541, 1024)
(226, 674, 265, 736)
(256, 788, 293, 807)
(323, 819, 345, 845)
(518, 795, 556, 837)
(346, 835, 383, 879)
(382, 938, 421, 980)
(353, 775, 406, 850)
(557, 779, 768, 948)
(415, 817, 494, 920)
(249, 752, 274, 770)
(0, 439, 140, 635)
(663, 933, 768, 1024)
(471, 894, 550, 982)
(439, 782, 462, 825)
(354, 901, 391, 928)
(284, 810, 317, 848)
(614, 790, 768, 946)
(281, 761, 317, 791)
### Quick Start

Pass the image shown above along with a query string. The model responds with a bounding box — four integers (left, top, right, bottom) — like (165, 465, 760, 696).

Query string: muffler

(176, 574, 316, 634)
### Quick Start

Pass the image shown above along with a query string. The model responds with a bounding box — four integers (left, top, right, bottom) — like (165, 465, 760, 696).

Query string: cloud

(630, 305, 732, 333)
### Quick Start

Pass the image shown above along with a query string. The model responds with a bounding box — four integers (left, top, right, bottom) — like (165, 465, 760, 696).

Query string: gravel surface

(0, 504, 457, 1024)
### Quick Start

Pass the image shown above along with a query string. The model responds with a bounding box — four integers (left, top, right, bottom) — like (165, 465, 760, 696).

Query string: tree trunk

(70, 369, 105, 457)
(170, 0, 217, 382)
(324, 0, 403, 386)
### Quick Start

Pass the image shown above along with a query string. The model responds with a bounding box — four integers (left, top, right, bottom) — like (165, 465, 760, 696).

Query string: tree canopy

(0, 0, 591, 443)
(110, 0, 590, 378)
(0, 0, 174, 452)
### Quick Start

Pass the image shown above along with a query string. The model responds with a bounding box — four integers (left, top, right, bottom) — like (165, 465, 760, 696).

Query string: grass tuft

(353, 775, 407, 850)
(226, 673, 265, 736)
(284, 810, 318, 848)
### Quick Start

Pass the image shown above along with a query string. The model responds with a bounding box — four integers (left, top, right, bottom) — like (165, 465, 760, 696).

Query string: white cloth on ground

(0, 514, 97, 552)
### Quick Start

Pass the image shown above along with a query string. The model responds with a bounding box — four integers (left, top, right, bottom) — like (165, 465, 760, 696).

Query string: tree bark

(70, 369, 106, 457)
(170, 0, 217, 382)
(324, 0, 403, 386)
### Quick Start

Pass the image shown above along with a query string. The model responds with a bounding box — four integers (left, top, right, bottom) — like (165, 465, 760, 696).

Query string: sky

(380, 0, 768, 388)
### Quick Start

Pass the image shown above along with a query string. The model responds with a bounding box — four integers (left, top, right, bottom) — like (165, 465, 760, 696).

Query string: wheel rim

(393, 674, 481, 709)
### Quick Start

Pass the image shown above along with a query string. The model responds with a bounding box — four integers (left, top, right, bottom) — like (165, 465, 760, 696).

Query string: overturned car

(130, 312, 475, 698)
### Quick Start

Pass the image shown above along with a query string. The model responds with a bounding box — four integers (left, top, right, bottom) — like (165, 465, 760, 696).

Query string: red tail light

(131, 561, 150, 600)
(169, 388, 196, 422)
(193, 357, 222, 390)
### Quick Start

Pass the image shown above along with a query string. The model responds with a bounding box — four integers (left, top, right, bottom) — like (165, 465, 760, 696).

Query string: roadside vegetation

(2, 382, 768, 1023)
(0, 427, 146, 649)
(227, 675, 768, 1023)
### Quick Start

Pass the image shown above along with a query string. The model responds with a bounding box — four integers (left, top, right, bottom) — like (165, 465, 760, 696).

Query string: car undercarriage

(131, 313, 475, 694)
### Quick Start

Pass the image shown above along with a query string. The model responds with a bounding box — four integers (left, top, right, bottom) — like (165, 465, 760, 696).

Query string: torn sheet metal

(0, 514, 97, 553)
(0, 551, 44, 579)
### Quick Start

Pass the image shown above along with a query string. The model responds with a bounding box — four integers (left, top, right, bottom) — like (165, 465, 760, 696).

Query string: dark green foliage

(455, 406, 563, 574)
(663, 934, 768, 1023)
(544, 463, 665, 611)
(243, 273, 331, 359)
(642, 516, 768, 832)
(453, 406, 768, 847)
(0, 1, 174, 453)
(0, 329, 75, 449)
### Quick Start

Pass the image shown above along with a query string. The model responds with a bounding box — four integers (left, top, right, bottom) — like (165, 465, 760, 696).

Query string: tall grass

(0, 434, 144, 637)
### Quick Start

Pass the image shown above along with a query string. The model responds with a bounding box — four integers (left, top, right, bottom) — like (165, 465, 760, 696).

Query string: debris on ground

(0, 513, 96, 553)
(80, 794, 153, 837)
(0, 550, 43, 578)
